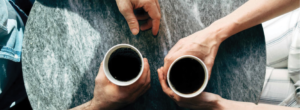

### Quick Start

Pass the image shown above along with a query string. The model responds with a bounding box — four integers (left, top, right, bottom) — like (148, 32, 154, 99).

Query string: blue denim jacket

(0, 0, 27, 62)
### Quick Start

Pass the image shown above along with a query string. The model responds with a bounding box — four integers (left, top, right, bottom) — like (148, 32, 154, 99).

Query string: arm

(211, 0, 300, 42)
(218, 98, 299, 110)
(70, 100, 98, 110)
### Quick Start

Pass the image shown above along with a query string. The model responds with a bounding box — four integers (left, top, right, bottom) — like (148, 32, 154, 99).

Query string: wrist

(90, 98, 124, 110)
(216, 97, 256, 110)
(87, 99, 102, 110)
(207, 18, 239, 43)
(89, 98, 110, 110)
(69, 100, 103, 110)
(213, 95, 227, 110)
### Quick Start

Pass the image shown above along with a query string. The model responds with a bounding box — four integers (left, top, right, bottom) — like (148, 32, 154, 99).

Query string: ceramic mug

(167, 55, 209, 98)
(103, 44, 144, 86)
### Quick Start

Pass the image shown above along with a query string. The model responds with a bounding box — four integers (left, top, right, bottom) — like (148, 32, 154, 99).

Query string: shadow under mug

(167, 55, 209, 98)
(103, 44, 144, 86)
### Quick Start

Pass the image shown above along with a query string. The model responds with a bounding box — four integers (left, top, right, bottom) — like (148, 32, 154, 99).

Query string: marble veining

(22, 0, 265, 109)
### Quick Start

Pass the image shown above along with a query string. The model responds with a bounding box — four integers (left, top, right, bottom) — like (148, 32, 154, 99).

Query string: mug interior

(167, 55, 208, 98)
(103, 44, 144, 86)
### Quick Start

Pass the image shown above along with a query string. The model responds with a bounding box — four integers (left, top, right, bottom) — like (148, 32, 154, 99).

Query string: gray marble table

(22, 0, 266, 109)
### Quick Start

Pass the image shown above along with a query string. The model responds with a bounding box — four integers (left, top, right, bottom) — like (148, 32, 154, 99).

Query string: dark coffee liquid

(108, 48, 142, 81)
(169, 58, 205, 94)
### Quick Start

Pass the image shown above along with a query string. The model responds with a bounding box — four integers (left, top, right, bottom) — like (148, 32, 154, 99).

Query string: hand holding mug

(157, 67, 223, 110)
(162, 28, 224, 79)
(90, 59, 151, 110)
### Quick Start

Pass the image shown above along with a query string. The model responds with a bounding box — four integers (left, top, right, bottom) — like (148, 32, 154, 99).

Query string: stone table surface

(22, 0, 266, 110)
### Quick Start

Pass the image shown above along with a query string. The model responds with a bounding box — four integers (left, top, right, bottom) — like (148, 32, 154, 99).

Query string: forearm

(70, 100, 100, 110)
(209, 0, 299, 42)
(217, 98, 299, 110)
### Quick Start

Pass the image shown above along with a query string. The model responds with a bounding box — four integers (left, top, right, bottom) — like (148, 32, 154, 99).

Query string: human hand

(157, 67, 223, 110)
(90, 58, 151, 110)
(161, 28, 224, 79)
(116, 0, 161, 36)
(158, 67, 300, 110)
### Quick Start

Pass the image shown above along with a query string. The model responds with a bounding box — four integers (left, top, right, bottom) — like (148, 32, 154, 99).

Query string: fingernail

(131, 28, 139, 35)
(153, 32, 159, 38)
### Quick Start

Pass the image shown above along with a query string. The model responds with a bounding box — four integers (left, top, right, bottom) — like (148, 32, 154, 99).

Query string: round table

(22, 0, 266, 109)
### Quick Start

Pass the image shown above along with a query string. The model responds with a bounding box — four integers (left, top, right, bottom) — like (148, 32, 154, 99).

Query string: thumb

(117, 0, 139, 35)
(96, 62, 106, 81)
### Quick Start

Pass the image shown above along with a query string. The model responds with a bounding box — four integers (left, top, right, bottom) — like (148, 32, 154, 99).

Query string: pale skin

(159, 0, 300, 110)
(72, 0, 300, 110)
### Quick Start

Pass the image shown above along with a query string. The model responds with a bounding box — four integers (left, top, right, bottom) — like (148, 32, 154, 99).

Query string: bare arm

(70, 101, 98, 110)
(215, 0, 300, 109)
(218, 98, 299, 110)
(212, 0, 300, 41)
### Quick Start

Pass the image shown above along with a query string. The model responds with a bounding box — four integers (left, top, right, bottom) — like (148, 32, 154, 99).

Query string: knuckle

(164, 55, 171, 62)
(151, 12, 161, 20)
(158, 13, 161, 19)
(154, 13, 161, 20)
(144, 0, 152, 4)
(169, 92, 175, 99)
(177, 102, 183, 107)
(139, 79, 146, 85)
(127, 19, 138, 26)
(143, 78, 148, 84)
(145, 79, 150, 85)
(175, 97, 181, 102)
(189, 42, 198, 48)
(178, 39, 185, 44)
(206, 60, 214, 67)
(95, 77, 101, 84)
(162, 89, 168, 94)
(119, 7, 130, 13)
(145, 64, 150, 70)
(141, 81, 146, 86)
(118, 95, 128, 102)
(205, 57, 215, 66)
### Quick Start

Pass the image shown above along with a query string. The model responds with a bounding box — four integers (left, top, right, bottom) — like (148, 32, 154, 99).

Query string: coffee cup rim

(167, 55, 209, 98)
(103, 44, 144, 86)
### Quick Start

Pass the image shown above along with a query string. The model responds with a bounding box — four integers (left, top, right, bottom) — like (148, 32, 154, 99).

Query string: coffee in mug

(108, 48, 141, 81)
(167, 55, 208, 98)
(103, 44, 144, 86)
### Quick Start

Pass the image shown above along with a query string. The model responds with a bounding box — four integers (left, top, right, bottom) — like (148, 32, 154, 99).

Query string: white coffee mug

(167, 55, 209, 98)
(103, 44, 144, 86)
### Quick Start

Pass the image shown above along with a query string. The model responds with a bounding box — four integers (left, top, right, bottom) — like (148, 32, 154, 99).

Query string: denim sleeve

(0, 0, 8, 35)
(0, 0, 25, 62)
